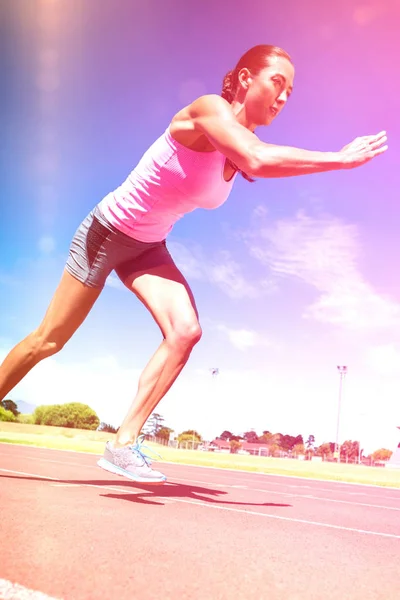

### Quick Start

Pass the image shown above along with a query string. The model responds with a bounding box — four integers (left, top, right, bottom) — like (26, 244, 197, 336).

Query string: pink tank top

(97, 126, 238, 242)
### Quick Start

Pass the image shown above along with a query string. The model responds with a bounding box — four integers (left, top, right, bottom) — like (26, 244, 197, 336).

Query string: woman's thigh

(115, 247, 200, 339)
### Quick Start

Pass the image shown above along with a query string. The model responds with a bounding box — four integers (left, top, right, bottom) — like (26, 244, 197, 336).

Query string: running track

(1, 443, 399, 600)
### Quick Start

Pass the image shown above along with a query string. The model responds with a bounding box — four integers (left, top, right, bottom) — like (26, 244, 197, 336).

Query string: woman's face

(240, 56, 295, 127)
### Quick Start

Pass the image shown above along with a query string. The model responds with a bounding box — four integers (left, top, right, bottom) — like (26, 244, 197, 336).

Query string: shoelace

(130, 434, 163, 467)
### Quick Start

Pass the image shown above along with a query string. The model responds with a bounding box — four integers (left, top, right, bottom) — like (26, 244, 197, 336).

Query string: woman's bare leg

(0, 269, 102, 400)
(114, 264, 202, 447)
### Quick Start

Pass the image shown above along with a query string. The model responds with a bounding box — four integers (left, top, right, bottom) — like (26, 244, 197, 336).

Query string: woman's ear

(237, 68, 253, 91)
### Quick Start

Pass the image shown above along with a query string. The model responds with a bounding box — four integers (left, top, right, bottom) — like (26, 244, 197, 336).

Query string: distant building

(208, 438, 270, 456)
(239, 442, 269, 456)
(209, 438, 231, 452)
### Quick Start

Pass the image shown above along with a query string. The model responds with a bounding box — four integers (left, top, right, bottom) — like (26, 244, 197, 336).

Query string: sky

(1, 0, 400, 454)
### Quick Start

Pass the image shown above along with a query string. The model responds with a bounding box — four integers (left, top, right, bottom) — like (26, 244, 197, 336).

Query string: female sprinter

(0, 45, 387, 483)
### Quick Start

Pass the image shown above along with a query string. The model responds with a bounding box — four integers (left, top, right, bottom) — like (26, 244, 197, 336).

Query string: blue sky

(1, 0, 400, 453)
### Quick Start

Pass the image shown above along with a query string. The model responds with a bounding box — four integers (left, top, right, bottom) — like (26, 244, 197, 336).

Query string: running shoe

(97, 435, 167, 484)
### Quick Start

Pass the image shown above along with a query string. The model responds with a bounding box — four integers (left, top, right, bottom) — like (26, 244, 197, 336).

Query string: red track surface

(1, 443, 399, 600)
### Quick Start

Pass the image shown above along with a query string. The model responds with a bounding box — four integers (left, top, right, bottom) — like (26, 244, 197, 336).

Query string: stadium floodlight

(335, 366, 348, 463)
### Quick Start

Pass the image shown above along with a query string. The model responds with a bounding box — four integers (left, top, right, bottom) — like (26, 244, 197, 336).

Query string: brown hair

(221, 44, 292, 182)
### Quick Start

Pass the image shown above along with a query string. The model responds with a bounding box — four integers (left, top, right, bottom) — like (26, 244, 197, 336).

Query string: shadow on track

(0, 474, 292, 508)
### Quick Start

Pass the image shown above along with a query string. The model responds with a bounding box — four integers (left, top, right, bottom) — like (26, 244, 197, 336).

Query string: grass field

(1, 421, 399, 488)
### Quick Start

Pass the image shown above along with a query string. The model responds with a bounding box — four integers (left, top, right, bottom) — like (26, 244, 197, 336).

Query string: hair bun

(221, 70, 235, 103)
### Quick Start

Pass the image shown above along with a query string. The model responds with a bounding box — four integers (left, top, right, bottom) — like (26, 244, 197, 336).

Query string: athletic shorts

(65, 206, 175, 288)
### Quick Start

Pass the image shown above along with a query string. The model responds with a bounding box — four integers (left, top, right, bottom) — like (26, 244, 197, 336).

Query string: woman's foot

(97, 436, 167, 484)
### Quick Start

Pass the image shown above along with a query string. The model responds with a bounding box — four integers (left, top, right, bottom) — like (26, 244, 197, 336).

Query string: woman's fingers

(371, 144, 388, 157)
(369, 136, 388, 151)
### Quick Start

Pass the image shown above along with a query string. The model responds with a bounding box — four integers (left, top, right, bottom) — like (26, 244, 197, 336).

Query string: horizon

(5, 398, 399, 456)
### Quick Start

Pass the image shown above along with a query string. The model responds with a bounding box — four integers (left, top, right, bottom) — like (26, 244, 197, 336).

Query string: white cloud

(216, 323, 273, 351)
(306, 285, 400, 329)
(3, 350, 142, 428)
(167, 241, 205, 281)
(101, 239, 276, 300)
(245, 209, 400, 331)
(168, 240, 274, 299)
(209, 250, 263, 299)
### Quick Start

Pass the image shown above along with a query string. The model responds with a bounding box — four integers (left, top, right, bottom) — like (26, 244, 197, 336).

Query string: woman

(0, 45, 387, 484)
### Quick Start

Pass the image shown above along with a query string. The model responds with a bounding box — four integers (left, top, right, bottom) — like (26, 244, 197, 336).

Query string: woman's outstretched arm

(190, 95, 387, 179)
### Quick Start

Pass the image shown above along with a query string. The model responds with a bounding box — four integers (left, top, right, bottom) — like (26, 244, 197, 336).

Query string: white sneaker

(97, 435, 167, 484)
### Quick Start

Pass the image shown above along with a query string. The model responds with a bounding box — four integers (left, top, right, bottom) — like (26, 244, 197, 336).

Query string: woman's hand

(339, 131, 388, 168)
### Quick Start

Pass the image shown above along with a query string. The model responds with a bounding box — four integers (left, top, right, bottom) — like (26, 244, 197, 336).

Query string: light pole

(357, 412, 366, 465)
(335, 366, 347, 463)
(208, 368, 219, 448)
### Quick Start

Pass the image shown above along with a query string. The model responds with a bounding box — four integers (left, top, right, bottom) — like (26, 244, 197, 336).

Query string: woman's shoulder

(171, 94, 231, 126)
(189, 94, 232, 116)
(168, 95, 233, 151)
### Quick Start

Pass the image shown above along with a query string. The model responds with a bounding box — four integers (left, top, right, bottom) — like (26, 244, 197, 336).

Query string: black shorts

(65, 206, 175, 288)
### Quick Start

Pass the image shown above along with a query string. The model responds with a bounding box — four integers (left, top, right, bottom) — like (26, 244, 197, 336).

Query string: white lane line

(51, 484, 177, 504)
(0, 578, 61, 600)
(48, 483, 176, 504)
(248, 488, 400, 512)
(0, 467, 170, 499)
(2, 462, 399, 511)
(0, 468, 59, 481)
(170, 476, 400, 512)
(50, 484, 79, 488)
(2, 442, 400, 491)
(169, 498, 400, 539)
(2, 448, 400, 500)
(50, 482, 141, 494)
(2, 467, 398, 535)
(160, 459, 400, 491)
(6, 456, 98, 469)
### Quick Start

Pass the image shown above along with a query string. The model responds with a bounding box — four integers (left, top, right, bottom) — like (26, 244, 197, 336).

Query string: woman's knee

(166, 320, 202, 351)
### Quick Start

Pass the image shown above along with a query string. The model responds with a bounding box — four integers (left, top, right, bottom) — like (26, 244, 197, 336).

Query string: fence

(143, 435, 391, 467)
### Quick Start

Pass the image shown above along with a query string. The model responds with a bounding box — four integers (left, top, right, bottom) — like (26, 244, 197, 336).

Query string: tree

(306, 435, 315, 449)
(16, 414, 34, 425)
(0, 406, 16, 422)
(243, 430, 259, 444)
(305, 435, 315, 460)
(144, 412, 165, 436)
(230, 440, 241, 454)
(293, 434, 304, 446)
(177, 430, 202, 442)
(292, 443, 305, 456)
(268, 443, 281, 457)
(157, 427, 174, 442)
(219, 430, 233, 441)
(177, 430, 202, 449)
(316, 443, 334, 459)
(0, 399, 19, 417)
(259, 432, 280, 446)
(340, 440, 360, 463)
(280, 434, 303, 452)
(98, 422, 119, 433)
(372, 448, 393, 462)
(33, 403, 100, 430)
